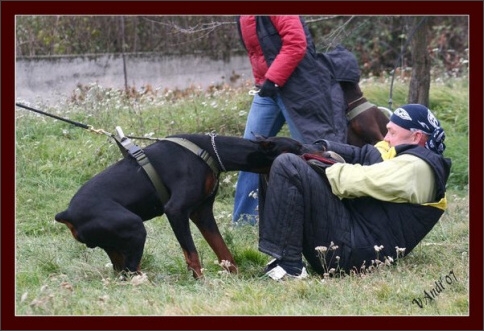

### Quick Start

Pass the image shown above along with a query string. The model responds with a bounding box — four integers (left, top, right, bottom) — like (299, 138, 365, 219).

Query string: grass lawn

(9, 78, 475, 329)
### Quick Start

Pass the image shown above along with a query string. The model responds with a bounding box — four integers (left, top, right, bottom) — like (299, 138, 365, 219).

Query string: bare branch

(303, 15, 339, 23)
(142, 16, 236, 35)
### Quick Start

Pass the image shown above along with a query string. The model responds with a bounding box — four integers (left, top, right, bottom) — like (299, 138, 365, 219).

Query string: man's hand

(258, 79, 278, 97)
(311, 139, 327, 152)
(302, 151, 345, 178)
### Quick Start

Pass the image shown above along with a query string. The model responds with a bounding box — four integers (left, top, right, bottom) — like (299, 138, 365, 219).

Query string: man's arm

(325, 154, 436, 204)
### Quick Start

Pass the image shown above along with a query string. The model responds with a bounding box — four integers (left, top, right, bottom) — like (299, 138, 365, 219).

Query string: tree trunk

(407, 16, 431, 106)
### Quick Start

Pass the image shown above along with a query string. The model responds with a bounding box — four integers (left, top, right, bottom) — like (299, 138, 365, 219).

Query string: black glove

(258, 79, 278, 98)
(312, 139, 327, 152)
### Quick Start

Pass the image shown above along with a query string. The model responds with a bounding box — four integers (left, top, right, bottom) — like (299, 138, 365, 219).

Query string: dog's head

(252, 134, 324, 156)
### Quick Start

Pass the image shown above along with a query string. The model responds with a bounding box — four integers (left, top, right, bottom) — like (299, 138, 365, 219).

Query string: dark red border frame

(2, 1, 482, 330)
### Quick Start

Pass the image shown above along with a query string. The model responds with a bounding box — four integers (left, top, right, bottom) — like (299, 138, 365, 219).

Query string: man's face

(384, 121, 420, 148)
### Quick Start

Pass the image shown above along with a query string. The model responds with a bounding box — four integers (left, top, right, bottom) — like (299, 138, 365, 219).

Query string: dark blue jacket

(238, 16, 347, 143)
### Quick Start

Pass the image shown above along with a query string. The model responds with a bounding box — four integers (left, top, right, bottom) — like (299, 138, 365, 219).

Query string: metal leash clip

(87, 125, 113, 137)
(248, 88, 260, 96)
(115, 126, 126, 141)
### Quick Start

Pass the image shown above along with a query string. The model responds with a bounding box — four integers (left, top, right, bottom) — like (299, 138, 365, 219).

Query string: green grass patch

(15, 79, 469, 316)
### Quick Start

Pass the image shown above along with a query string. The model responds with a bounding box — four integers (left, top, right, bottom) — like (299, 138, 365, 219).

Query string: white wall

(15, 53, 253, 105)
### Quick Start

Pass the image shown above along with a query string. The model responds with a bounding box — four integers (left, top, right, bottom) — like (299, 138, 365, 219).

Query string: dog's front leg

(182, 250, 204, 279)
(164, 209, 204, 279)
(190, 203, 238, 275)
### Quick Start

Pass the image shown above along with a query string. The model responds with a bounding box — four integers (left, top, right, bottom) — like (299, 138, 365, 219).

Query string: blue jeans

(233, 94, 304, 225)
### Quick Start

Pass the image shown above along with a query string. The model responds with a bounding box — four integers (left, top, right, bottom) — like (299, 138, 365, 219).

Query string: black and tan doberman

(55, 133, 321, 279)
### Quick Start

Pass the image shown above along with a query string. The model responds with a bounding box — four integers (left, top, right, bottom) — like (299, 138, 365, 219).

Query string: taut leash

(16, 102, 170, 204)
(16, 103, 224, 204)
(15, 102, 164, 142)
(15, 102, 114, 138)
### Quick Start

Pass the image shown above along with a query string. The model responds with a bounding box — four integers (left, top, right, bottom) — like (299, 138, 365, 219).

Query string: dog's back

(163, 134, 311, 172)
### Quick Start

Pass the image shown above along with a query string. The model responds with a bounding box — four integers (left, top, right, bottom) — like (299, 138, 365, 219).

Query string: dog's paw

(217, 259, 238, 274)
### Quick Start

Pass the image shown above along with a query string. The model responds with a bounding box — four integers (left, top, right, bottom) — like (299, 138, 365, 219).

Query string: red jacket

(239, 16, 307, 87)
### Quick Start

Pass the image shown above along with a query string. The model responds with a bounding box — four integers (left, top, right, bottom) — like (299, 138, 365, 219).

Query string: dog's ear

(251, 132, 268, 141)
(259, 140, 276, 150)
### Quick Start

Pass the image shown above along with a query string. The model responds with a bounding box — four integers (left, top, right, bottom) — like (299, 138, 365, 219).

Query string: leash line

(16, 102, 114, 138)
(17, 102, 221, 205)
(16, 103, 90, 130)
(17, 102, 171, 205)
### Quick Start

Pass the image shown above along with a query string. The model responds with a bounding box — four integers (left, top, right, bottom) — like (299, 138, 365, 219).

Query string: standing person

(233, 15, 346, 225)
(258, 104, 451, 280)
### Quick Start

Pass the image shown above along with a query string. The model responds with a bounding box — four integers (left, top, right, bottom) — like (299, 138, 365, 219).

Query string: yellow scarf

(374, 141, 447, 211)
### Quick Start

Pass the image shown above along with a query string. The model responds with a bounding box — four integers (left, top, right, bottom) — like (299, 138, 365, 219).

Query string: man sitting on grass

(258, 104, 451, 280)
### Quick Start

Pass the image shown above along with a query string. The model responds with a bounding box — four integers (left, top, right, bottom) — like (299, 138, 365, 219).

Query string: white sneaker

(265, 265, 308, 281)
(290, 266, 308, 280)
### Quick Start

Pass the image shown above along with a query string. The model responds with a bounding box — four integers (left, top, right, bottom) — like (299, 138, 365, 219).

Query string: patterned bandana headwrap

(390, 104, 446, 154)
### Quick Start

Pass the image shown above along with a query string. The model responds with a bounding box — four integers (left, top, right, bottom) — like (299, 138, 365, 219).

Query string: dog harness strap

(117, 136, 171, 204)
(162, 138, 221, 176)
(134, 152, 171, 204)
(346, 101, 375, 121)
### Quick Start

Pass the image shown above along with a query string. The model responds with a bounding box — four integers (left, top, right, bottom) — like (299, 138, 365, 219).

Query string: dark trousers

(258, 153, 353, 274)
